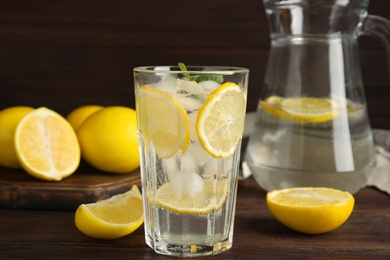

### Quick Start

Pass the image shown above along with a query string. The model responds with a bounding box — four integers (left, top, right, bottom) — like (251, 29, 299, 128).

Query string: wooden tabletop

(0, 176, 389, 259)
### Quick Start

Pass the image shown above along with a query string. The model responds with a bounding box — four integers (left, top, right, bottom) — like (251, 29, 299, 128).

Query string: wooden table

(1, 177, 389, 259)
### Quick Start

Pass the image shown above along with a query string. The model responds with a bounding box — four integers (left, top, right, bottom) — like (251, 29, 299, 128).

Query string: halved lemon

(75, 185, 144, 239)
(151, 179, 229, 215)
(260, 96, 340, 123)
(196, 82, 246, 158)
(14, 107, 80, 181)
(136, 86, 190, 158)
(266, 187, 354, 234)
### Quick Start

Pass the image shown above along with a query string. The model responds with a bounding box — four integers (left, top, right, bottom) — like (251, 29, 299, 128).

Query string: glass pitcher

(244, 0, 390, 194)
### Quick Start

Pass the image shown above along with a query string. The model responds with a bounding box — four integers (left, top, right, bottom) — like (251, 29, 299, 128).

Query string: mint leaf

(178, 62, 224, 84)
(195, 74, 224, 84)
(178, 62, 192, 81)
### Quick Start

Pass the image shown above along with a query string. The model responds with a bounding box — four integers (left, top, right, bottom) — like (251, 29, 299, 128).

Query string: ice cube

(199, 80, 220, 94)
(188, 111, 199, 141)
(177, 79, 206, 95)
(203, 157, 233, 179)
(154, 77, 177, 93)
(187, 141, 211, 166)
(170, 171, 204, 197)
(181, 151, 198, 173)
(175, 96, 204, 112)
(163, 155, 179, 182)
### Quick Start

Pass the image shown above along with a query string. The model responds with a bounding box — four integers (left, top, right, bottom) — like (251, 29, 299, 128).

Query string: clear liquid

(244, 102, 376, 194)
(137, 80, 244, 257)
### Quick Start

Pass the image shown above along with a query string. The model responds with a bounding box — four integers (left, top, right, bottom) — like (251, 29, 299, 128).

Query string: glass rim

(133, 65, 249, 74)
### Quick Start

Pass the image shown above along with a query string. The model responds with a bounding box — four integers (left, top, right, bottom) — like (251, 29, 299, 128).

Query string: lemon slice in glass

(267, 187, 354, 234)
(151, 179, 228, 215)
(261, 96, 340, 123)
(136, 86, 190, 158)
(75, 185, 144, 239)
(196, 82, 246, 158)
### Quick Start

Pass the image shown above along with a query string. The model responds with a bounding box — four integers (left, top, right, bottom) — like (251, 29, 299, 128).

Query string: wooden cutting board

(0, 162, 141, 211)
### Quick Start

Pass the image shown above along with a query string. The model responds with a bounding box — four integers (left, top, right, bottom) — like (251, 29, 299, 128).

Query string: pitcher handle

(361, 15, 390, 75)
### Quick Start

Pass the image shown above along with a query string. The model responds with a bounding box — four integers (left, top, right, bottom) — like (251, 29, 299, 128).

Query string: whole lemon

(77, 106, 140, 174)
(0, 106, 35, 168)
(66, 105, 104, 131)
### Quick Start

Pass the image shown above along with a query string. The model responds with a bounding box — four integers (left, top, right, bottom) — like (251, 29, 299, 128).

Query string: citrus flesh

(260, 96, 340, 123)
(0, 106, 35, 168)
(196, 82, 246, 158)
(136, 86, 190, 158)
(77, 106, 140, 174)
(75, 185, 144, 239)
(266, 187, 354, 234)
(14, 107, 80, 181)
(66, 105, 103, 131)
(150, 179, 228, 215)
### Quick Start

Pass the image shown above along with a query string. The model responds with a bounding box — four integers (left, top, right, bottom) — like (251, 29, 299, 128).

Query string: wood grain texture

(0, 178, 389, 259)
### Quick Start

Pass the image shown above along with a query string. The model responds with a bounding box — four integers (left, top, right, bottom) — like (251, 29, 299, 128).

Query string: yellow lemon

(266, 187, 354, 234)
(66, 105, 104, 131)
(75, 185, 144, 239)
(136, 86, 190, 158)
(150, 179, 228, 215)
(260, 96, 340, 123)
(77, 106, 140, 174)
(14, 107, 80, 181)
(196, 82, 246, 158)
(0, 106, 35, 168)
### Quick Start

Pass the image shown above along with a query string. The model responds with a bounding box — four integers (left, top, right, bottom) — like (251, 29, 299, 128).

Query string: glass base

(147, 239, 232, 258)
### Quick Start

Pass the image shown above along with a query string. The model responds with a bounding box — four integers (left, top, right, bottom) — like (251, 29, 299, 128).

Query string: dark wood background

(1, 0, 389, 129)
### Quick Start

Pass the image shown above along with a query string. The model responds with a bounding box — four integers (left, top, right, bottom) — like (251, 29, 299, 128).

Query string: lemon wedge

(136, 86, 190, 158)
(196, 82, 246, 158)
(260, 96, 340, 123)
(14, 107, 80, 181)
(75, 185, 144, 239)
(266, 187, 354, 234)
(150, 179, 229, 215)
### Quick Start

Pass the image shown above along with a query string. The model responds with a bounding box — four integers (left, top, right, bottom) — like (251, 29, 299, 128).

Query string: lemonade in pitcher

(244, 96, 376, 194)
(134, 65, 248, 257)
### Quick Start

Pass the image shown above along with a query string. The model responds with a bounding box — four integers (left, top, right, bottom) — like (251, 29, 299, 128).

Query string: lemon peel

(266, 187, 354, 234)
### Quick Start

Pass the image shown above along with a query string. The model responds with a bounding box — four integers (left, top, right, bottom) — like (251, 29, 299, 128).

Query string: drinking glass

(134, 65, 248, 257)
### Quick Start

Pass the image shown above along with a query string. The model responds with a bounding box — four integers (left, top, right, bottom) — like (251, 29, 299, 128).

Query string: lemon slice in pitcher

(261, 96, 340, 123)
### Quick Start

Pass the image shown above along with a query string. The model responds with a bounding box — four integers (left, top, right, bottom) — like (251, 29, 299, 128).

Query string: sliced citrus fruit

(266, 187, 354, 234)
(75, 185, 144, 239)
(196, 82, 246, 158)
(150, 179, 228, 215)
(0, 106, 35, 169)
(136, 86, 190, 158)
(260, 96, 340, 123)
(14, 107, 80, 181)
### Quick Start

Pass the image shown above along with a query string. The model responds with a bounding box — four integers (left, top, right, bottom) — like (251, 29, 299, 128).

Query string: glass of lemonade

(134, 65, 248, 257)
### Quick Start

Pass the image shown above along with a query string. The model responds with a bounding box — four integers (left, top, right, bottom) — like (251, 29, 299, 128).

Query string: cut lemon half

(14, 107, 80, 181)
(136, 86, 190, 158)
(151, 179, 229, 215)
(260, 96, 340, 123)
(267, 187, 354, 234)
(75, 185, 144, 239)
(196, 82, 246, 158)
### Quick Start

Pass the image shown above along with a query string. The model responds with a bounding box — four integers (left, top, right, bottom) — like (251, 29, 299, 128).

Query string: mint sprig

(178, 62, 224, 84)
